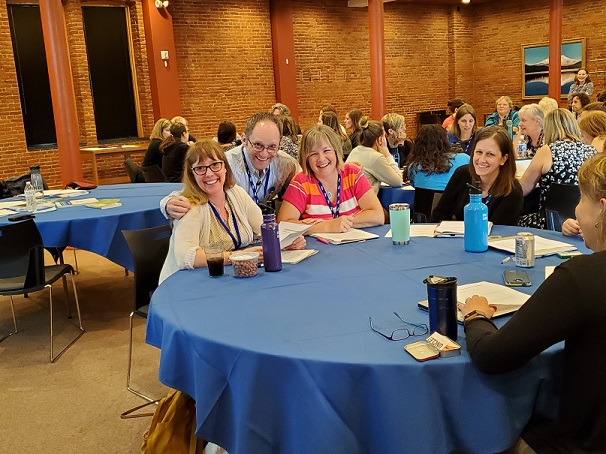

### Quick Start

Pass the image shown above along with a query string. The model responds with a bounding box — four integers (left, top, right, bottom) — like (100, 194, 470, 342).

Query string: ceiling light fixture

(155, 0, 169, 9)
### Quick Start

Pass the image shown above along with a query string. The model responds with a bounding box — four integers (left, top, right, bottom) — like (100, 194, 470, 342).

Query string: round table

(147, 225, 585, 454)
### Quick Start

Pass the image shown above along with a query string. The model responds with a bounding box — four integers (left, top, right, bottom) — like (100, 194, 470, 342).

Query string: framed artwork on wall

(522, 38, 586, 99)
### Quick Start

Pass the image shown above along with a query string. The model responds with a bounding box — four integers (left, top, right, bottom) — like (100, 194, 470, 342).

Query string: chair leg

(126, 311, 156, 403)
(72, 248, 79, 274)
(57, 252, 72, 319)
(49, 271, 85, 363)
(0, 296, 18, 343)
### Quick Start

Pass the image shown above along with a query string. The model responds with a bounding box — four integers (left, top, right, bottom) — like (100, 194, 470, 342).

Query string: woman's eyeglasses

(369, 312, 429, 341)
(191, 161, 224, 176)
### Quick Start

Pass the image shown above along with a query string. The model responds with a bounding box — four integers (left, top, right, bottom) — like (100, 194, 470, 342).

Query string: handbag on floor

(141, 389, 199, 454)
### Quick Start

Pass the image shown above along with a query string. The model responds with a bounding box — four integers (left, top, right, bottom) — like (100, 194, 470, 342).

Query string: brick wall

(0, 0, 152, 188)
(170, 0, 277, 140)
(2, 0, 606, 187)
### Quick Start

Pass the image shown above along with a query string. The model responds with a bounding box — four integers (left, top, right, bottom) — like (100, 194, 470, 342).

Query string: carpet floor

(0, 249, 168, 453)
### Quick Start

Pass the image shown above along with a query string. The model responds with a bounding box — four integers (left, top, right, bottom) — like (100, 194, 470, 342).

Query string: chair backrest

(544, 183, 581, 231)
(1, 172, 49, 198)
(141, 165, 168, 183)
(413, 188, 443, 223)
(0, 219, 45, 290)
(122, 225, 172, 311)
(124, 158, 144, 183)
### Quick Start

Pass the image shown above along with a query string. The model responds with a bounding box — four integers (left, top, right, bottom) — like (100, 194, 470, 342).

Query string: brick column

(548, 0, 563, 102)
(39, 0, 83, 185)
(368, 0, 386, 119)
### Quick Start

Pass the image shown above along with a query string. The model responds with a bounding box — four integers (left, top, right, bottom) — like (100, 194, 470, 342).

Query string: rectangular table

(80, 144, 148, 185)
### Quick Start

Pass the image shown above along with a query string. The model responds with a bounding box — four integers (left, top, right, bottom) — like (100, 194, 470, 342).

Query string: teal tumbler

(389, 203, 410, 245)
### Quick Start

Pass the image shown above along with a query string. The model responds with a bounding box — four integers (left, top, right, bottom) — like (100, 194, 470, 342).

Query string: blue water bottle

(464, 182, 488, 252)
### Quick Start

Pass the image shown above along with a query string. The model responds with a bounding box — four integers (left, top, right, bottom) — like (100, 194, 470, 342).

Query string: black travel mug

(424, 275, 458, 341)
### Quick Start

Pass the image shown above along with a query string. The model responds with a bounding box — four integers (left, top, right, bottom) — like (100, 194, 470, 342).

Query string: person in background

(270, 102, 290, 117)
(431, 126, 523, 226)
(278, 124, 384, 234)
(598, 92, 606, 103)
(571, 93, 591, 119)
(459, 152, 606, 454)
(216, 121, 241, 152)
(320, 104, 348, 136)
(160, 121, 190, 182)
(345, 117, 403, 194)
(514, 104, 544, 158)
(567, 68, 594, 106)
(578, 110, 606, 152)
(344, 108, 363, 149)
(538, 97, 559, 116)
(143, 118, 171, 168)
(320, 111, 352, 158)
(279, 115, 301, 159)
(171, 116, 196, 143)
(442, 98, 466, 132)
(447, 103, 477, 156)
(162, 112, 299, 219)
(407, 124, 470, 191)
(381, 112, 411, 168)
(484, 96, 519, 132)
(581, 102, 606, 115)
(519, 108, 596, 229)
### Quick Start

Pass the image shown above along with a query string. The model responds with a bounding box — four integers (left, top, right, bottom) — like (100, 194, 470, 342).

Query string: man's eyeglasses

(191, 161, 224, 176)
(247, 138, 279, 154)
(369, 312, 429, 341)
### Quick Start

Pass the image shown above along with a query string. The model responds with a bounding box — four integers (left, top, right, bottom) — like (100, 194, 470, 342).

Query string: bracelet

(463, 310, 489, 326)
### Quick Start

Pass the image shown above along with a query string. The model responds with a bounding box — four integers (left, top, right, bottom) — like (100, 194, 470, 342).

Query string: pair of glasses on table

(369, 312, 429, 341)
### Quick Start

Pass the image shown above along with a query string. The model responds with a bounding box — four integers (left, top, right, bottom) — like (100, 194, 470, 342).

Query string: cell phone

(503, 270, 531, 287)
(7, 213, 35, 222)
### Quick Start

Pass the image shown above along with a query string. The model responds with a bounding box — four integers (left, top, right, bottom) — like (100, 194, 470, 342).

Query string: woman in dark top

(344, 108, 363, 149)
(160, 121, 190, 182)
(431, 126, 523, 225)
(320, 111, 352, 158)
(447, 103, 477, 156)
(142, 118, 171, 168)
(459, 152, 606, 454)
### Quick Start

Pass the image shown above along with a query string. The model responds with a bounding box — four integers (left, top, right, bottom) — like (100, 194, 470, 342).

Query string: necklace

(326, 190, 333, 200)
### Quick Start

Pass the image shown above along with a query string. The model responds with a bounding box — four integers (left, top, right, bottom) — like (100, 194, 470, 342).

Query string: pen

(316, 237, 330, 245)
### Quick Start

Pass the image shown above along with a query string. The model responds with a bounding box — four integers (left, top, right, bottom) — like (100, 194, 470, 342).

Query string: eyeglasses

(369, 312, 429, 341)
(191, 161, 224, 176)
(247, 138, 279, 154)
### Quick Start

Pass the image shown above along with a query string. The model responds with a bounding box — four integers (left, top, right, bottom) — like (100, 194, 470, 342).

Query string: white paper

(0, 209, 17, 217)
(278, 222, 312, 249)
(311, 229, 379, 244)
(0, 200, 25, 209)
(384, 224, 438, 238)
(545, 266, 555, 279)
(435, 221, 493, 237)
(55, 198, 98, 207)
(43, 189, 89, 198)
(281, 249, 319, 264)
(488, 235, 575, 257)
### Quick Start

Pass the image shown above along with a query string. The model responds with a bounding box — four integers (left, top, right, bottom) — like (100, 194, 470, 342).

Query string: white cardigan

(159, 185, 262, 283)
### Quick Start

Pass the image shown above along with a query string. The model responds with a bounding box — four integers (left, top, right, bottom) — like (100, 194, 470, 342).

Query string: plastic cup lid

(230, 252, 259, 261)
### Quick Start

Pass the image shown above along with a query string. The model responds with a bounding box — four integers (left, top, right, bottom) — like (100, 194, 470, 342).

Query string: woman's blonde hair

(451, 104, 477, 139)
(181, 140, 235, 206)
(543, 108, 582, 144)
(298, 125, 344, 177)
(578, 111, 606, 140)
(538, 97, 559, 116)
(578, 153, 606, 244)
(381, 113, 405, 135)
(518, 103, 545, 126)
(150, 118, 171, 140)
(496, 96, 513, 109)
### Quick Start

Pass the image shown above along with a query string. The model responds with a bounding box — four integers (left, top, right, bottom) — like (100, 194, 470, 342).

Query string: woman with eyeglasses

(159, 140, 305, 283)
(460, 152, 606, 454)
(277, 124, 384, 234)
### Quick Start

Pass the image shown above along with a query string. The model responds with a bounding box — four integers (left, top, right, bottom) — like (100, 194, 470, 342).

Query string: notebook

(488, 235, 576, 257)
(311, 229, 379, 245)
(434, 221, 493, 238)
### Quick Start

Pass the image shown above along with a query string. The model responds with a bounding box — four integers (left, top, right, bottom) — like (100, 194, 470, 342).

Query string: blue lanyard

(242, 148, 270, 204)
(462, 134, 475, 155)
(209, 198, 242, 249)
(483, 194, 492, 205)
(317, 173, 341, 219)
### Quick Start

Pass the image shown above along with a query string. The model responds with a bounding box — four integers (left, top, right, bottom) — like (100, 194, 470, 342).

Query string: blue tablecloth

(146, 226, 587, 454)
(0, 183, 181, 270)
(378, 185, 415, 210)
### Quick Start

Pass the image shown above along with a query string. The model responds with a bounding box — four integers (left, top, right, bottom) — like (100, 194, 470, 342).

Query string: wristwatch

(463, 310, 489, 325)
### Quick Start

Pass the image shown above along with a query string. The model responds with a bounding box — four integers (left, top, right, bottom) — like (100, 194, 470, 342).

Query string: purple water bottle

(261, 212, 282, 272)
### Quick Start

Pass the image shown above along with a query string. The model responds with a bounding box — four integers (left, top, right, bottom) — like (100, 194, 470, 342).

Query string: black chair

(124, 158, 144, 183)
(544, 183, 581, 231)
(141, 165, 168, 183)
(0, 220, 84, 362)
(412, 188, 443, 223)
(122, 225, 171, 405)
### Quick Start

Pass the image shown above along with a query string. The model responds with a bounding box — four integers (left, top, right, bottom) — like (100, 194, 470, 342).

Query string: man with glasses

(161, 112, 299, 219)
